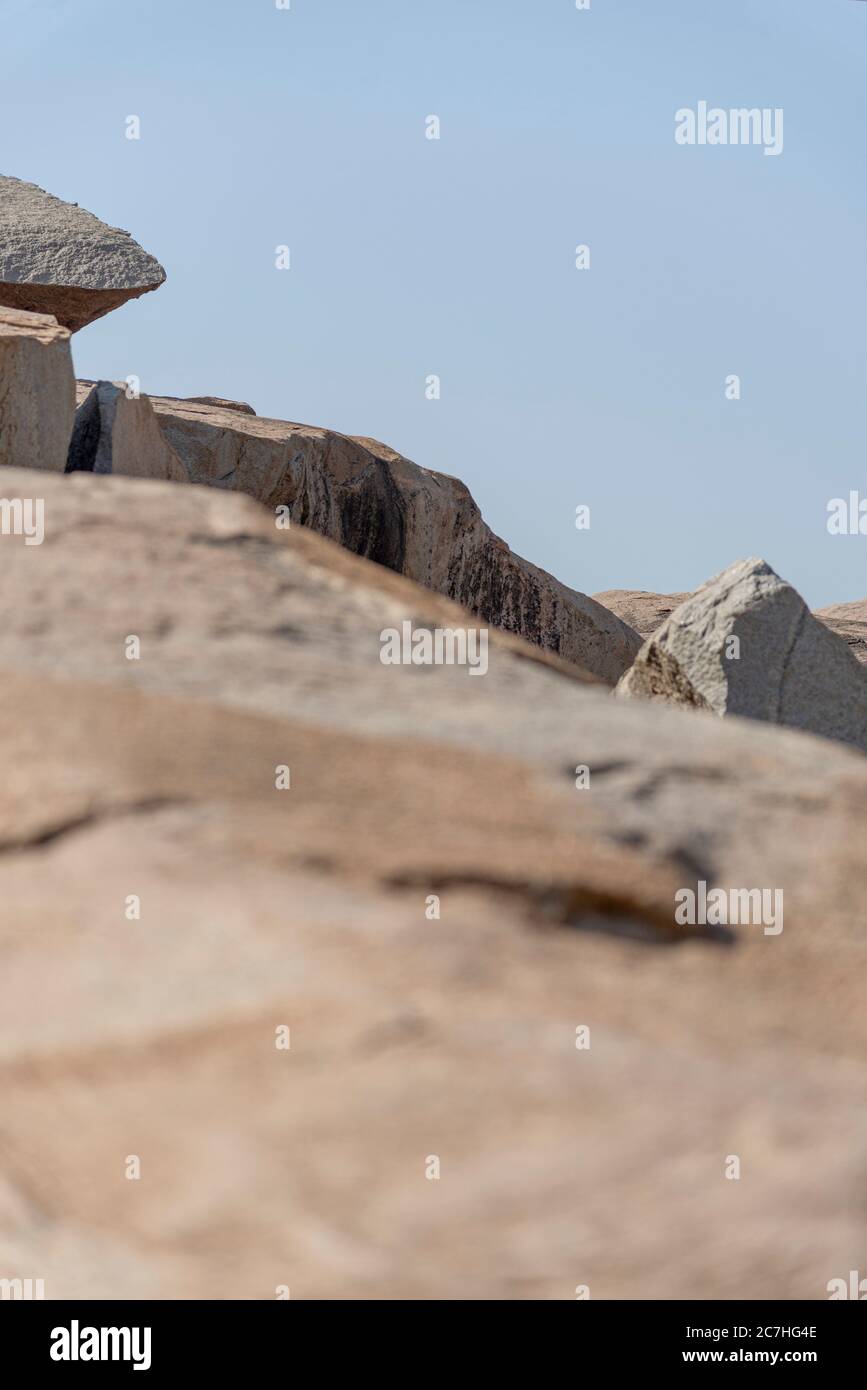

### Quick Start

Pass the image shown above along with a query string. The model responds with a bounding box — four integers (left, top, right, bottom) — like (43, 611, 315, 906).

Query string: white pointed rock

(618, 556, 867, 753)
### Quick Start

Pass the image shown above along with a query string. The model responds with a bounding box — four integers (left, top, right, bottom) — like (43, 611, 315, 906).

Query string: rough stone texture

(816, 599, 867, 666)
(124, 392, 641, 683)
(184, 396, 256, 415)
(67, 381, 186, 480)
(0, 468, 865, 1299)
(618, 557, 867, 754)
(0, 307, 75, 471)
(593, 588, 691, 637)
(90, 388, 257, 416)
(0, 176, 165, 332)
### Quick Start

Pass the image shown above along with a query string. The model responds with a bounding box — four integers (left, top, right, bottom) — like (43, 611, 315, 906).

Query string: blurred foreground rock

(0, 470, 865, 1299)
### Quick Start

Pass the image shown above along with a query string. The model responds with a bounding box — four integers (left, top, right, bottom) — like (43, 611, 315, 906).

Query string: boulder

(617, 556, 867, 753)
(0, 469, 865, 1299)
(67, 381, 186, 481)
(0, 307, 75, 472)
(593, 588, 691, 637)
(0, 176, 165, 332)
(136, 394, 642, 682)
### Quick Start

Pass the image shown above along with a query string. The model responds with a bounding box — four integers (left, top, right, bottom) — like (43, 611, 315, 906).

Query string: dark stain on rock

(65, 384, 100, 472)
(338, 460, 407, 573)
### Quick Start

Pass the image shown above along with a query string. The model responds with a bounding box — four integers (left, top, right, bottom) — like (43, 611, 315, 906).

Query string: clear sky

(3, 0, 866, 607)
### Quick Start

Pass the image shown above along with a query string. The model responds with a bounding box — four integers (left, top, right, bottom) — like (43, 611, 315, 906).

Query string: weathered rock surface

(0, 469, 865, 1298)
(106, 392, 640, 683)
(618, 557, 867, 754)
(0, 177, 165, 333)
(593, 588, 691, 637)
(67, 381, 186, 480)
(139, 392, 257, 416)
(816, 599, 867, 666)
(183, 395, 256, 415)
(0, 307, 75, 472)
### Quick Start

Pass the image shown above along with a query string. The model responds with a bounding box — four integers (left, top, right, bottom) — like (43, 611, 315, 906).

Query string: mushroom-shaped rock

(0, 176, 166, 332)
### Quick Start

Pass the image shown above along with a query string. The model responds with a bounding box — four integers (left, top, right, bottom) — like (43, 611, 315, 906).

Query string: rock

(815, 599, 867, 666)
(599, 584, 867, 668)
(148, 393, 257, 415)
(593, 588, 691, 637)
(0, 176, 165, 333)
(0, 468, 866, 1299)
(0, 307, 75, 472)
(135, 394, 641, 683)
(617, 556, 867, 753)
(66, 381, 186, 481)
(183, 396, 256, 415)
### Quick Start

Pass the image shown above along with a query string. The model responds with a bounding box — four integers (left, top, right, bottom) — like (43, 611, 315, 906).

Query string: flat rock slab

(183, 395, 256, 415)
(0, 176, 165, 332)
(816, 599, 867, 665)
(0, 307, 75, 471)
(593, 588, 692, 637)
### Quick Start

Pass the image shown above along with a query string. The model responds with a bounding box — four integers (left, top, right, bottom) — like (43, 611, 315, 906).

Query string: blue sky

(2, 0, 866, 607)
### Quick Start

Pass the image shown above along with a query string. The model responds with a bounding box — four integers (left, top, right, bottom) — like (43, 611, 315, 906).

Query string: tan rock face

(0, 307, 75, 472)
(618, 557, 867, 755)
(0, 468, 865, 1298)
(67, 382, 186, 481)
(181, 395, 256, 415)
(137, 392, 257, 416)
(816, 599, 867, 665)
(0, 176, 166, 332)
(593, 588, 692, 637)
(123, 394, 641, 683)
